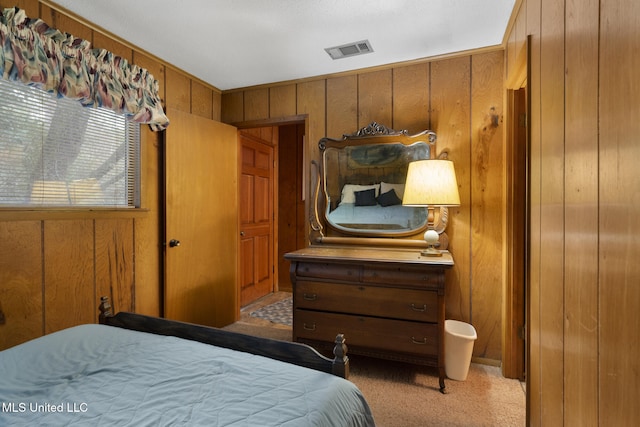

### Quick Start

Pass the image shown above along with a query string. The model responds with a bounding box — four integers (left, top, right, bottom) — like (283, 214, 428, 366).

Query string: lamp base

(420, 246, 443, 257)
(421, 228, 442, 257)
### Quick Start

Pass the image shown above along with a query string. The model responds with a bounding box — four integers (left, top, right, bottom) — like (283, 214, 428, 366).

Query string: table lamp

(402, 159, 460, 256)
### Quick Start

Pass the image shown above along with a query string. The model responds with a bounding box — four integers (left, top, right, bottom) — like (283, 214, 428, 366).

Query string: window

(0, 78, 140, 208)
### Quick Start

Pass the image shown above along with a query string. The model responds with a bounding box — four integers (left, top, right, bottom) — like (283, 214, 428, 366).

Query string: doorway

(237, 118, 306, 308)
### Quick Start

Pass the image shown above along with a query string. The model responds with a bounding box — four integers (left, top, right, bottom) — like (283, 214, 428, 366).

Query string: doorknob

(240, 231, 245, 236)
(169, 239, 181, 247)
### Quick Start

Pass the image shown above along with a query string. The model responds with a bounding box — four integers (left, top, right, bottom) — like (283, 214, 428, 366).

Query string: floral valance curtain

(0, 7, 169, 131)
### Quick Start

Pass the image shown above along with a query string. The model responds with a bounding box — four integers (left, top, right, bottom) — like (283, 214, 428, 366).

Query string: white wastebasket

(444, 319, 477, 381)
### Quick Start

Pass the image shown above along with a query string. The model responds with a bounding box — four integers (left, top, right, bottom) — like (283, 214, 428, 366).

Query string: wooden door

(164, 108, 238, 327)
(239, 129, 275, 307)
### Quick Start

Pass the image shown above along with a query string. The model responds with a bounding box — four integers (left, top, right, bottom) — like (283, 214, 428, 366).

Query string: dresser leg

(439, 369, 447, 394)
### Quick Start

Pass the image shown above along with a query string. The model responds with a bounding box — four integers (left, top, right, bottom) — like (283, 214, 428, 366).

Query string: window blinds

(0, 77, 140, 208)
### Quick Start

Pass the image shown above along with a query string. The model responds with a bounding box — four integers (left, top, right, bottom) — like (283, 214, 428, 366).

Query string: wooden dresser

(284, 245, 454, 392)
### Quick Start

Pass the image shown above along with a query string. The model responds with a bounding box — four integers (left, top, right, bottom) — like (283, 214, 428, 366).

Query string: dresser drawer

(362, 264, 444, 288)
(295, 261, 360, 282)
(294, 309, 439, 357)
(296, 281, 439, 322)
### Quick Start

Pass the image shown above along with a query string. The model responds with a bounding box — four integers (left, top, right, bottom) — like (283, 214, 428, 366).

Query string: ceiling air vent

(325, 40, 374, 60)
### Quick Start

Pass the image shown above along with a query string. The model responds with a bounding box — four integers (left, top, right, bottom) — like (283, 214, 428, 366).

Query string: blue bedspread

(0, 324, 375, 426)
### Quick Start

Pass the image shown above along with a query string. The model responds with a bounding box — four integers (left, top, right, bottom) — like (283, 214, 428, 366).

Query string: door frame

(502, 37, 530, 381)
(232, 115, 308, 317)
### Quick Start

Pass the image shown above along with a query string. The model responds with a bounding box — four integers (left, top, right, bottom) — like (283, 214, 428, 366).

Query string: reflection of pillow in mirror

(380, 182, 405, 199)
(355, 188, 377, 206)
(377, 189, 403, 207)
(341, 184, 380, 204)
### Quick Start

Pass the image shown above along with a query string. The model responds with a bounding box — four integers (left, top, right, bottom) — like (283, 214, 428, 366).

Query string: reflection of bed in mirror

(328, 181, 426, 231)
(312, 122, 444, 241)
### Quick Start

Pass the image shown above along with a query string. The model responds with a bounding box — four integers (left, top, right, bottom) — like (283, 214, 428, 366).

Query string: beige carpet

(225, 293, 526, 427)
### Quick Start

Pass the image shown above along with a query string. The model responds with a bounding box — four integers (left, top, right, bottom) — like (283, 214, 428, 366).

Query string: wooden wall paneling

(357, 69, 392, 129)
(599, 0, 640, 424)
(221, 91, 244, 123)
(523, 0, 542, 422)
(506, 1, 527, 84)
(538, 0, 565, 422)
(326, 75, 358, 138)
(211, 90, 222, 121)
(128, 52, 164, 317)
(93, 32, 132, 61)
(191, 80, 214, 119)
(0, 221, 42, 350)
(244, 88, 269, 121)
(470, 51, 505, 360)
(430, 56, 472, 324)
(269, 84, 297, 118)
(4, 0, 38, 16)
(392, 63, 430, 134)
(134, 127, 162, 316)
(563, 0, 599, 423)
(95, 219, 134, 317)
(296, 80, 326, 242)
(506, 20, 517, 84)
(43, 220, 95, 333)
(271, 126, 280, 292)
(133, 52, 166, 105)
(165, 67, 191, 113)
(40, 5, 92, 41)
(295, 124, 307, 250)
(505, 6, 529, 89)
(277, 124, 298, 291)
(527, 0, 542, 35)
(297, 80, 326, 169)
(129, 38, 170, 318)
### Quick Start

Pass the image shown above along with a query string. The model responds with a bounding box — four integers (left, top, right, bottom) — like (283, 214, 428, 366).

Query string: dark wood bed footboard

(98, 297, 349, 378)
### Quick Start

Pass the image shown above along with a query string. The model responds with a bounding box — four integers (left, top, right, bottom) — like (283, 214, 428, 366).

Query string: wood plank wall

(222, 50, 506, 361)
(506, 0, 640, 424)
(0, 0, 223, 350)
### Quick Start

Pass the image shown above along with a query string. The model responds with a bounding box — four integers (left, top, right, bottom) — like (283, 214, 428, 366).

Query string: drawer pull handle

(411, 337, 428, 345)
(303, 323, 316, 331)
(411, 304, 427, 312)
(303, 293, 317, 301)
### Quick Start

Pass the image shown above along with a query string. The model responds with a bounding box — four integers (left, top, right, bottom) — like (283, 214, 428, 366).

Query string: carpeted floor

(226, 292, 526, 427)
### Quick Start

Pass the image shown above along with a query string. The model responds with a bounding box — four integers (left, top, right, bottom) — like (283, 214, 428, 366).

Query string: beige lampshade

(402, 159, 461, 206)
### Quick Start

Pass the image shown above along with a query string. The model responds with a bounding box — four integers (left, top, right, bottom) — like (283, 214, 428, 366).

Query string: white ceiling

(51, 0, 516, 91)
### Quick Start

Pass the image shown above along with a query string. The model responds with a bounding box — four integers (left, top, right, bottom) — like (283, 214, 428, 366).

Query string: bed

(328, 203, 425, 230)
(0, 297, 375, 426)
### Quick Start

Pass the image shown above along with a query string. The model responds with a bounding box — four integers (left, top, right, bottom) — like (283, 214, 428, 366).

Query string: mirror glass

(321, 140, 431, 236)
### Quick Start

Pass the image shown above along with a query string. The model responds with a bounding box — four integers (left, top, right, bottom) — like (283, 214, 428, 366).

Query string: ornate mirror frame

(310, 122, 451, 247)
